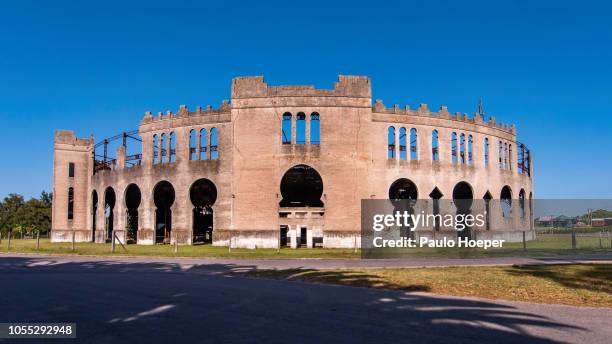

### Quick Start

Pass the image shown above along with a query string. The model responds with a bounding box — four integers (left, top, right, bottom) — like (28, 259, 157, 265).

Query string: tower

(51, 130, 94, 242)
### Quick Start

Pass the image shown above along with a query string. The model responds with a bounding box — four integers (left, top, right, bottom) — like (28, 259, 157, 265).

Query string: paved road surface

(2, 252, 611, 270)
(0, 255, 610, 343)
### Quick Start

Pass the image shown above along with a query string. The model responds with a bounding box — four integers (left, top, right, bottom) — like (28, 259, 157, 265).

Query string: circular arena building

(51, 76, 533, 248)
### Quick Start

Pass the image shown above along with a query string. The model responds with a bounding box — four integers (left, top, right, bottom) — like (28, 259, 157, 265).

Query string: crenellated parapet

(371, 99, 516, 135)
(139, 101, 232, 133)
(232, 75, 371, 99)
(54, 130, 94, 147)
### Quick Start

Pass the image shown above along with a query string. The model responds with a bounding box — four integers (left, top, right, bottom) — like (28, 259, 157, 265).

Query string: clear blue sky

(1, 0, 610, 199)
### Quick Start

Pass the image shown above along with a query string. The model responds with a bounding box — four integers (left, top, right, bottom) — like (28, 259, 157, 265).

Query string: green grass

(0, 238, 359, 259)
(364, 233, 611, 258)
(243, 264, 612, 307)
(0, 233, 610, 259)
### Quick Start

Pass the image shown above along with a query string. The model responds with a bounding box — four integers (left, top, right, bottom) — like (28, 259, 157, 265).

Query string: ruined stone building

(51, 76, 534, 248)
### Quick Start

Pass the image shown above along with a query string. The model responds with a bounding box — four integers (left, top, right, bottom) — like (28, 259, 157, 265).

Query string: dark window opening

(300, 227, 307, 247)
(104, 187, 116, 240)
(68, 163, 75, 178)
(453, 181, 473, 239)
(125, 184, 141, 243)
(280, 226, 289, 247)
(91, 190, 98, 240)
(483, 191, 493, 230)
(280, 165, 324, 207)
(389, 178, 418, 238)
(190, 178, 217, 244)
(67, 187, 74, 220)
(519, 189, 526, 219)
(429, 187, 443, 230)
(153, 181, 175, 244)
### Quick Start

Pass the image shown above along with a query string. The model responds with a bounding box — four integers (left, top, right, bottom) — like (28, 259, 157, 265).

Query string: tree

(0, 194, 25, 234)
(40, 191, 53, 208)
(0, 192, 52, 236)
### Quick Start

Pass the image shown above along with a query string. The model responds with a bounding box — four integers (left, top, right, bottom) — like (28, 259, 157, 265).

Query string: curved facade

(51, 75, 534, 248)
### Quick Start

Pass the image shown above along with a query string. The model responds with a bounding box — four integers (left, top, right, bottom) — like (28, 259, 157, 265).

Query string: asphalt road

(0, 255, 610, 343)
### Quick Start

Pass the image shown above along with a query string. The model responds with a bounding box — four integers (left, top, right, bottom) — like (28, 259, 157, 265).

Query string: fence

(532, 228, 612, 250)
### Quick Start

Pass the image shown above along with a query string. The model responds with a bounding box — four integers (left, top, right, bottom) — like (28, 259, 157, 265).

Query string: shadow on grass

(246, 268, 431, 292)
(506, 264, 612, 294)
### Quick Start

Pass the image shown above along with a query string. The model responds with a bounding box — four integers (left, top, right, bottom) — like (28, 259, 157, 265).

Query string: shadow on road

(0, 256, 591, 343)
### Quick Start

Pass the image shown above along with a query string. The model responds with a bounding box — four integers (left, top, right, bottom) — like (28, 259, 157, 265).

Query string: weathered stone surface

(51, 76, 533, 248)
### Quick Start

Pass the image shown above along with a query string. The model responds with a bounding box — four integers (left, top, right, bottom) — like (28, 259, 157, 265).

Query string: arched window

(410, 128, 418, 160)
(451, 132, 458, 164)
(459, 133, 466, 164)
(68, 187, 74, 220)
(399, 127, 407, 160)
(519, 189, 526, 219)
(484, 138, 489, 167)
(504, 143, 508, 169)
(282, 112, 292, 144)
(483, 191, 492, 230)
(189, 129, 196, 160)
(501, 185, 512, 217)
(387, 126, 396, 159)
(160, 133, 167, 163)
(199, 128, 207, 160)
(431, 130, 439, 161)
(296, 112, 306, 145)
(169, 132, 176, 163)
(508, 144, 513, 171)
(429, 187, 443, 230)
(498, 141, 503, 168)
(210, 127, 219, 160)
(468, 135, 473, 165)
(153, 134, 158, 164)
(310, 112, 320, 144)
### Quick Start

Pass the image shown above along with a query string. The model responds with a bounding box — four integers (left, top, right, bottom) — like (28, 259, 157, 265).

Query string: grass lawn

(0, 234, 610, 259)
(243, 264, 612, 307)
(0, 238, 359, 259)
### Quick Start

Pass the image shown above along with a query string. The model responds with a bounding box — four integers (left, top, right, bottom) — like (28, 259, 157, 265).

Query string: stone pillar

(141, 132, 152, 167)
(306, 113, 311, 144)
(116, 187, 125, 232)
(290, 225, 297, 249)
(418, 128, 429, 163)
(394, 127, 400, 161)
(291, 114, 296, 145)
(195, 128, 201, 160)
(438, 128, 450, 165)
(96, 200, 105, 242)
(117, 146, 126, 171)
(306, 226, 313, 248)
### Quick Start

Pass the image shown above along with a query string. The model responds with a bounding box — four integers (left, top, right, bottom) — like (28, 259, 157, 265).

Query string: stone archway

(104, 187, 116, 241)
(190, 178, 217, 244)
(452, 181, 473, 239)
(279, 165, 324, 208)
(125, 183, 141, 243)
(153, 181, 175, 244)
(389, 178, 418, 238)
